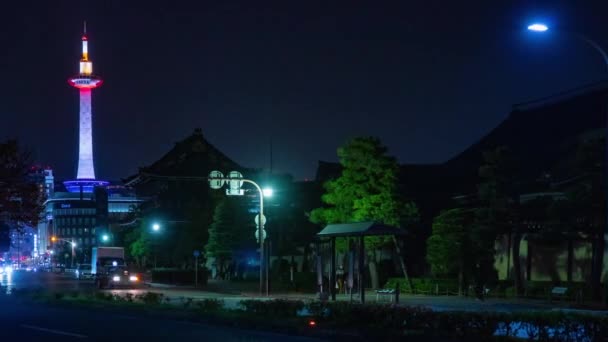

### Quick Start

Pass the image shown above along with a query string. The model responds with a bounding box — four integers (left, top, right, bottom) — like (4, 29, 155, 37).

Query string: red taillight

(308, 320, 316, 327)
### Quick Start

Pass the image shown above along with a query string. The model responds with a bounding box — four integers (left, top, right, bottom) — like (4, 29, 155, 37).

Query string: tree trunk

(368, 250, 379, 289)
(458, 258, 464, 296)
(512, 232, 524, 296)
(567, 239, 573, 283)
(506, 231, 512, 279)
(590, 234, 605, 300)
(391, 236, 413, 292)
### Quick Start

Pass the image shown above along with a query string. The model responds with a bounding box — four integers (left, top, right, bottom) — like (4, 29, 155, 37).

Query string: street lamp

(527, 23, 548, 32)
(102, 234, 109, 242)
(526, 22, 608, 300)
(51, 236, 77, 268)
(150, 222, 162, 268)
(208, 170, 270, 296)
(263, 188, 274, 198)
(527, 23, 608, 69)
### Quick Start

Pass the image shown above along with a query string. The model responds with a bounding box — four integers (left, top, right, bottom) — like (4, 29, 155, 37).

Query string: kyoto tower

(64, 24, 108, 193)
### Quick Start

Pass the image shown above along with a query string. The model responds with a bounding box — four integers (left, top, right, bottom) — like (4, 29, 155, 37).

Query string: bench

(376, 289, 396, 302)
(549, 287, 568, 302)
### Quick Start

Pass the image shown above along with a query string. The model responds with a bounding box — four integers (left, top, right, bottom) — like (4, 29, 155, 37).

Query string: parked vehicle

(75, 264, 93, 280)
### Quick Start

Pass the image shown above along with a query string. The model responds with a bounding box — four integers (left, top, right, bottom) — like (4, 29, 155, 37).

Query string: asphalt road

(2, 269, 596, 313)
(0, 271, 325, 341)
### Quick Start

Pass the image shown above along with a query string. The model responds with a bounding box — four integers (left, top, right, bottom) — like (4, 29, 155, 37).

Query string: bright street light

(71, 242, 77, 247)
(527, 23, 548, 32)
(263, 188, 273, 197)
(152, 223, 161, 232)
(102, 234, 109, 242)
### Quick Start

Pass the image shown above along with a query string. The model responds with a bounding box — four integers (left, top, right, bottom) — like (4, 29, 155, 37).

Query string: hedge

(151, 268, 208, 286)
(239, 300, 608, 341)
(384, 277, 459, 294)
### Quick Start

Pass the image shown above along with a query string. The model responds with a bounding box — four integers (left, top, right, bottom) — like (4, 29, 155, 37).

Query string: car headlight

(112, 276, 120, 282)
(5, 266, 13, 274)
(129, 275, 138, 282)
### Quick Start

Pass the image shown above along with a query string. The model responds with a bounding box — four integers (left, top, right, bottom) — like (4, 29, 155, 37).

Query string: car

(96, 264, 142, 289)
(75, 264, 93, 280)
(0, 264, 13, 276)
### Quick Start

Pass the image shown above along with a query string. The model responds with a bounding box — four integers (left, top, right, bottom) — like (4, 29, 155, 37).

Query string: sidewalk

(139, 282, 608, 315)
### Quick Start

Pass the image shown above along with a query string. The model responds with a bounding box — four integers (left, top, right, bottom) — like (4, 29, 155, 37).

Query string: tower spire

(83, 20, 87, 35)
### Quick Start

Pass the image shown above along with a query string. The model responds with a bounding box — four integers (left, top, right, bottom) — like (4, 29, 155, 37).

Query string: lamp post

(52, 237, 76, 268)
(527, 23, 608, 69)
(208, 170, 272, 296)
(528, 23, 608, 300)
(150, 222, 161, 268)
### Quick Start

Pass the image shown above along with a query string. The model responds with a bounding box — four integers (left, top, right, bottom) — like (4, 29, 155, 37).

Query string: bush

(151, 268, 208, 286)
(298, 302, 608, 340)
(137, 292, 164, 305)
(239, 299, 304, 317)
(181, 297, 194, 308)
(384, 277, 459, 294)
(196, 299, 224, 313)
(292, 272, 317, 292)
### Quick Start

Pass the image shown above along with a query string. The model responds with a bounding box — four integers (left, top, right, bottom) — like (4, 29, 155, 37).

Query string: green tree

(310, 136, 419, 288)
(0, 140, 42, 224)
(475, 146, 517, 293)
(125, 218, 153, 268)
(206, 198, 251, 278)
(0, 140, 42, 252)
(550, 137, 605, 299)
(426, 208, 475, 295)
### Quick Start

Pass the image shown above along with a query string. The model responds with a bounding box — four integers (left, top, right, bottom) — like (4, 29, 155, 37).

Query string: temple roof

(125, 128, 248, 186)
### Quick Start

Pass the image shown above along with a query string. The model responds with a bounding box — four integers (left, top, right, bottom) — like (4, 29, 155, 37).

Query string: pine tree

(206, 198, 248, 278)
(310, 136, 419, 288)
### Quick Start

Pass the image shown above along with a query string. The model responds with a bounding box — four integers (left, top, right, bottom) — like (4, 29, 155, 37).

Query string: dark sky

(1, 1, 607, 181)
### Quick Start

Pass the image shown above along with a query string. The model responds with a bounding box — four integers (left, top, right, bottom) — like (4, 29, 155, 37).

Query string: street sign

(226, 188, 244, 196)
(255, 228, 267, 242)
(193, 250, 200, 258)
(208, 171, 225, 189)
(254, 214, 267, 226)
(227, 171, 243, 189)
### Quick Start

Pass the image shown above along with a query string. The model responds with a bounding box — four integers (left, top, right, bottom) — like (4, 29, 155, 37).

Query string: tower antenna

(83, 20, 87, 34)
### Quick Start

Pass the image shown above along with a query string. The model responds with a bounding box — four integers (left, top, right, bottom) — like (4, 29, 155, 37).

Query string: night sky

(1, 1, 607, 181)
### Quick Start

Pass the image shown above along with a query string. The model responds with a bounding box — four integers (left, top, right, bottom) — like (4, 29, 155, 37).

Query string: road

(0, 271, 325, 341)
(3, 270, 599, 313)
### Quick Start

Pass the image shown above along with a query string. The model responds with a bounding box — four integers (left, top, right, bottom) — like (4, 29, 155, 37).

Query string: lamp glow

(102, 234, 109, 242)
(528, 23, 548, 32)
(263, 188, 273, 197)
(152, 223, 161, 232)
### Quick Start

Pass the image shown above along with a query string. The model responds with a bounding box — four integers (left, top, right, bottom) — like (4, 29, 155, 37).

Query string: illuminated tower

(64, 24, 108, 192)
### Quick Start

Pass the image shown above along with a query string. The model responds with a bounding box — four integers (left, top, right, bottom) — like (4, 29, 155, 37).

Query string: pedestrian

(336, 265, 345, 294)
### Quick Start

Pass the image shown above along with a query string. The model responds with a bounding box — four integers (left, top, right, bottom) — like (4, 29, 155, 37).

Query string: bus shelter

(316, 222, 407, 303)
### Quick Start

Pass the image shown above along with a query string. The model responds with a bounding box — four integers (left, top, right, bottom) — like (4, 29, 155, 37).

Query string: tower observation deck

(64, 24, 108, 193)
